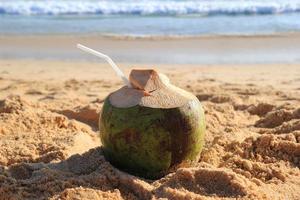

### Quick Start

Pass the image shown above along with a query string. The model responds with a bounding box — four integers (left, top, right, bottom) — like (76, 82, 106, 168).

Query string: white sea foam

(0, 0, 300, 16)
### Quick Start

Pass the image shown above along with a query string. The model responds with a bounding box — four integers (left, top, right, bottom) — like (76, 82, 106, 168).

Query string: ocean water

(0, 0, 300, 36)
(1, 0, 300, 64)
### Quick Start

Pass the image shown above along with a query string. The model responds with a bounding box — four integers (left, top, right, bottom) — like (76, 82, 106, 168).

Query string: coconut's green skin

(99, 96, 205, 179)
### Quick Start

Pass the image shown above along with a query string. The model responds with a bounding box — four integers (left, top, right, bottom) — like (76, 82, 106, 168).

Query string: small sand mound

(231, 134, 300, 167)
(202, 137, 292, 183)
(57, 104, 101, 127)
(0, 148, 152, 200)
(154, 167, 249, 198)
(209, 95, 232, 103)
(50, 188, 122, 200)
(272, 120, 300, 134)
(0, 95, 99, 166)
(293, 108, 300, 118)
(236, 88, 260, 96)
(0, 95, 29, 113)
(196, 94, 213, 101)
(255, 109, 294, 128)
(247, 103, 274, 116)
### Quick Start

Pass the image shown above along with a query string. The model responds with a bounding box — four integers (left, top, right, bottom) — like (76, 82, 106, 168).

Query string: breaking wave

(0, 0, 300, 16)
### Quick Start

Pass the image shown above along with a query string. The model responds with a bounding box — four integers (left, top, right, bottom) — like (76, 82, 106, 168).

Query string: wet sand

(1, 33, 300, 64)
(0, 60, 299, 199)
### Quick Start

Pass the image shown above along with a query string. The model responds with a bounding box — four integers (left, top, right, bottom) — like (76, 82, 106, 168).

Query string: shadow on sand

(2, 147, 153, 199)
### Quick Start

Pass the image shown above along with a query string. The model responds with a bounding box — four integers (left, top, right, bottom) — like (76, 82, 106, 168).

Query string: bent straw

(77, 44, 131, 87)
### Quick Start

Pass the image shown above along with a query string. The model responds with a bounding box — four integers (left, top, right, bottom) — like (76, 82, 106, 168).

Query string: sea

(1, 0, 300, 64)
(0, 0, 300, 36)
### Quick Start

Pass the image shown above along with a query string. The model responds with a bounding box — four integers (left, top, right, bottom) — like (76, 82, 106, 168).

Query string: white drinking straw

(77, 44, 131, 87)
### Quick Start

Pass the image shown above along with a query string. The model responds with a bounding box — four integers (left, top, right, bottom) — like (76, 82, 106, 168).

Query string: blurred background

(1, 0, 300, 64)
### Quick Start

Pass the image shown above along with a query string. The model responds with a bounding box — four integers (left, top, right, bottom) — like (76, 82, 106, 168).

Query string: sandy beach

(1, 33, 300, 64)
(0, 58, 299, 199)
(1, 0, 300, 198)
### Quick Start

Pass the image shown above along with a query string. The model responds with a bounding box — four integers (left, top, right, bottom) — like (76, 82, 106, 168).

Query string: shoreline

(1, 31, 300, 40)
(1, 33, 300, 64)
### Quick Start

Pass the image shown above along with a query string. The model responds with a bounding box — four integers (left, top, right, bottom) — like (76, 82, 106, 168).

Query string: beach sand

(0, 59, 299, 200)
(1, 34, 300, 63)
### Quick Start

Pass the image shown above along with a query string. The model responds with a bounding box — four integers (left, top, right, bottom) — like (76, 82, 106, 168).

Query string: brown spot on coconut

(99, 69, 205, 179)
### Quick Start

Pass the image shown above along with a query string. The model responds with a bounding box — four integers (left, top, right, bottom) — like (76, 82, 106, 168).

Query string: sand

(0, 60, 299, 200)
(1, 33, 300, 63)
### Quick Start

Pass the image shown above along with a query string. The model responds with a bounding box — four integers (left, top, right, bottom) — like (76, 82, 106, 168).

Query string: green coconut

(99, 69, 205, 179)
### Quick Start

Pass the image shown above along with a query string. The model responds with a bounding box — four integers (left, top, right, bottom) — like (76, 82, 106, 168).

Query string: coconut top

(109, 69, 197, 108)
